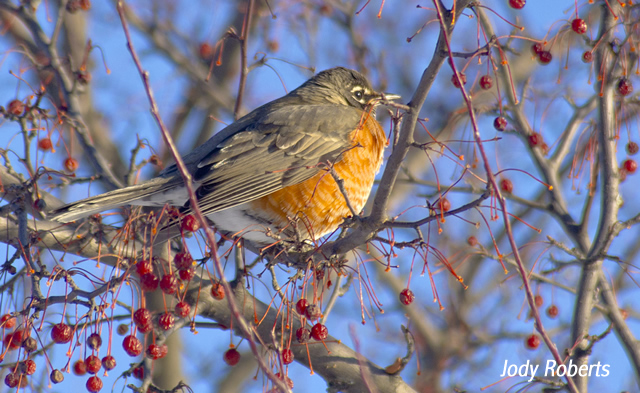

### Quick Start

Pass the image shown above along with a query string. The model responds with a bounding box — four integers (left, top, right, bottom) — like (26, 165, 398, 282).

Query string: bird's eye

(353, 89, 364, 100)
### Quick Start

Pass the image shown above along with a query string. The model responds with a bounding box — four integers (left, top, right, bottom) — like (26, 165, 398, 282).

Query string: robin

(50, 67, 399, 248)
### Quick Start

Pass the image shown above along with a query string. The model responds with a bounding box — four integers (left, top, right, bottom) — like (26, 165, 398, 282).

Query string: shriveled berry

(531, 42, 544, 55)
(51, 323, 73, 344)
(146, 344, 167, 359)
(450, 72, 467, 88)
(4, 372, 19, 388)
(50, 369, 64, 384)
(87, 332, 102, 350)
(175, 301, 191, 318)
(525, 333, 540, 349)
(618, 78, 633, 96)
(135, 259, 153, 276)
(571, 18, 587, 34)
(310, 323, 328, 341)
(493, 116, 507, 131)
(174, 252, 193, 270)
(626, 141, 639, 155)
(160, 274, 178, 295)
(211, 282, 225, 300)
(73, 359, 87, 375)
(140, 272, 159, 292)
(295, 327, 310, 343)
(582, 51, 593, 63)
(181, 214, 200, 232)
(86, 375, 103, 392)
(479, 75, 493, 90)
(500, 178, 513, 194)
(305, 304, 321, 321)
(509, 0, 525, 9)
(529, 132, 543, 147)
(179, 267, 195, 281)
(399, 288, 415, 305)
(224, 348, 241, 366)
(133, 308, 151, 328)
(22, 337, 37, 352)
(123, 335, 142, 357)
(133, 366, 144, 379)
(158, 313, 175, 331)
(116, 324, 129, 336)
(296, 298, 309, 315)
(20, 359, 36, 375)
(282, 348, 294, 365)
(275, 372, 294, 389)
(7, 100, 24, 116)
(538, 51, 553, 64)
(63, 157, 79, 172)
(102, 355, 116, 370)
(85, 355, 102, 374)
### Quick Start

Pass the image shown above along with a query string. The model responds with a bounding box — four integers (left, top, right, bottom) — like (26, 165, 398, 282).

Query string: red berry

(274, 372, 294, 389)
(282, 348, 294, 365)
(20, 359, 36, 375)
(295, 299, 308, 315)
(626, 141, 639, 155)
(509, 0, 525, 9)
(122, 335, 142, 357)
(158, 313, 175, 330)
(399, 288, 414, 305)
(1, 314, 15, 329)
(450, 72, 467, 88)
(174, 252, 193, 270)
(140, 272, 159, 292)
(493, 116, 507, 131)
(224, 348, 241, 366)
(51, 323, 73, 344)
(479, 75, 493, 90)
(133, 366, 144, 379)
(199, 43, 214, 61)
(87, 332, 102, 350)
(529, 132, 543, 147)
(63, 157, 79, 172)
(135, 260, 153, 276)
(181, 214, 200, 232)
(175, 301, 191, 318)
(211, 282, 225, 300)
(618, 78, 633, 96)
(538, 51, 553, 64)
(500, 178, 513, 194)
(84, 355, 102, 374)
(73, 359, 87, 375)
(531, 42, 544, 55)
(133, 308, 151, 328)
(4, 372, 19, 388)
(571, 18, 587, 34)
(582, 51, 593, 63)
(4, 328, 26, 350)
(437, 198, 450, 212)
(467, 236, 478, 246)
(525, 333, 540, 349)
(38, 138, 53, 151)
(546, 305, 559, 318)
(534, 295, 544, 307)
(50, 369, 64, 384)
(146, 344, 167, 359)
(86, 376, 103, 392)
(138, 321, 153, 334)
(7, 100, 25, 116)
(310, 323, 328, 341)
(295, 327, 310, 343)
(101, 355, 116, 370)
(304, 304, 321, 321)
(160, 274, 178, 295)
(623, 159, 637, 174)
(178, 267, 195, 281)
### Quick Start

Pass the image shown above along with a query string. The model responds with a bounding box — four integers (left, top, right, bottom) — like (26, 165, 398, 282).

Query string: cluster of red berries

(531, 43, 552, 65)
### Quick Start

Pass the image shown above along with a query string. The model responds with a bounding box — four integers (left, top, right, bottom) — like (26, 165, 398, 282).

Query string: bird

(49, 67, 399, 248)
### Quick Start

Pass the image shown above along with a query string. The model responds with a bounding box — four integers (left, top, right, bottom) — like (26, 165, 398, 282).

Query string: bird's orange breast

(249, 111, 386, 242)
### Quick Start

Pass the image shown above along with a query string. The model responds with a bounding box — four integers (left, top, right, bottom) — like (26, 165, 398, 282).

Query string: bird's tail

(48, 177, 176, 222)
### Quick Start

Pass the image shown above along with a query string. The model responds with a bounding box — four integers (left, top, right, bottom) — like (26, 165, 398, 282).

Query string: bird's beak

(381, 93, 401, 101)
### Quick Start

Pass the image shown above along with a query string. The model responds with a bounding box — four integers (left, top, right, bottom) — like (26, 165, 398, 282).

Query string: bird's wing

(184, 104, 365, 214)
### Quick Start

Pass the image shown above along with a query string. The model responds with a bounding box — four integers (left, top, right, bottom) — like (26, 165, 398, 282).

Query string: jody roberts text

(500, 359, 610, 382)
